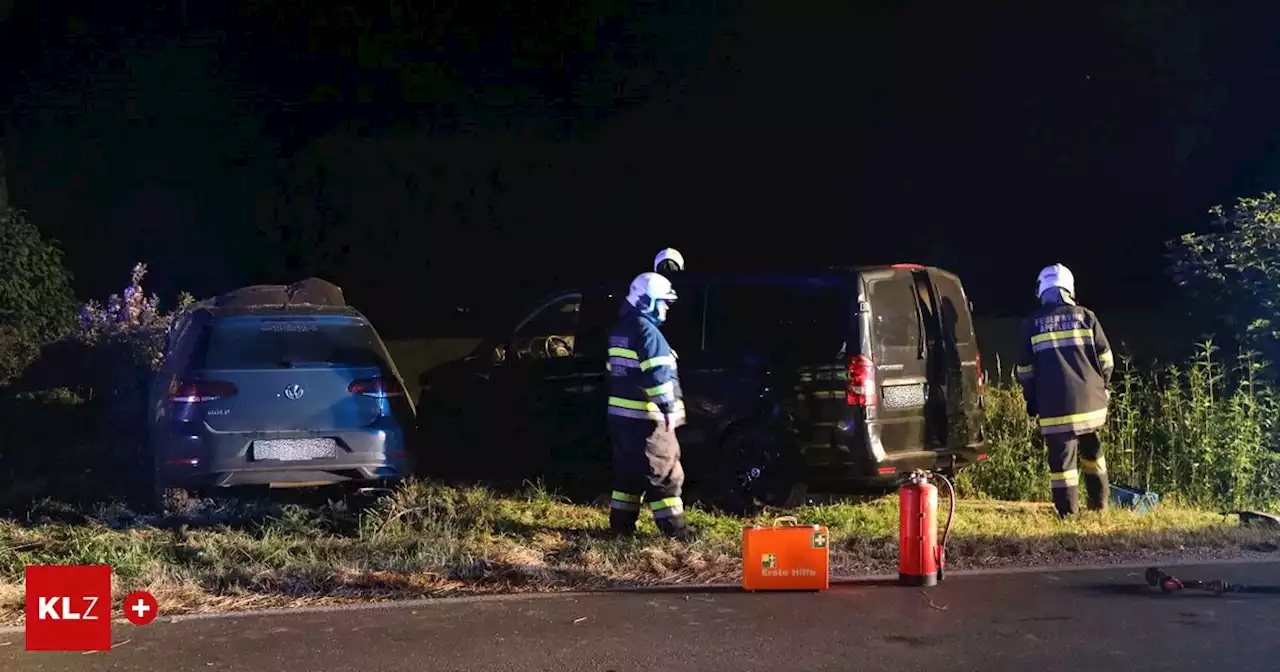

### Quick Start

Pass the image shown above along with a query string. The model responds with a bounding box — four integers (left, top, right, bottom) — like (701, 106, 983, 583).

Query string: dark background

(3, 0, 1279, 338)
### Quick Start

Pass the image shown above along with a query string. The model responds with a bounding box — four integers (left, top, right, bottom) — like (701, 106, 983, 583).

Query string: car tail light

(348, 377, 405, 399)
(169, 379, 237, 403)
(846, 355, 877, 406)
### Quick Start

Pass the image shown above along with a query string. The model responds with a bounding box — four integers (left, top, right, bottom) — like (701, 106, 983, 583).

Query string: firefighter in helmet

(653, 248, 685, 275)
(1015, 263, 1115, 517)
(605, 272, 694, 540)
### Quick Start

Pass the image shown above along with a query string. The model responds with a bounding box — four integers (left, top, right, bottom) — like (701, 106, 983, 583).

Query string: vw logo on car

(283, 384, 305, 400)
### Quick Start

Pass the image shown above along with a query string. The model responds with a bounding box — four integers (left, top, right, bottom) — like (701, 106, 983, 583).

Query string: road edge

(2, 553, 1276, 635)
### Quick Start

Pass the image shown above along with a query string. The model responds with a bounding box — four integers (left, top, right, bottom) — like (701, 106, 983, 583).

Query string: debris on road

(920, 591, 948, 611)
(1222, 511, 1280, 529)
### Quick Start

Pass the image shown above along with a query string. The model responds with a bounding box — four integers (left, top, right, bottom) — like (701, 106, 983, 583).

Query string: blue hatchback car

(146, 280, 415, 503)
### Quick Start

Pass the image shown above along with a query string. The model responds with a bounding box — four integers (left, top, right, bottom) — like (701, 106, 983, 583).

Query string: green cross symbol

(812, 532, 828, 548)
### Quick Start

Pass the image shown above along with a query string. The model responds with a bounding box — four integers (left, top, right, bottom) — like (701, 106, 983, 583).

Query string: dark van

(416, 264, 987, 513)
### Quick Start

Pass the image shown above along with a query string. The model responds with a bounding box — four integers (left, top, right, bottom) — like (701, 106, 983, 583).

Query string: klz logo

(25, 565, 112, 651)
(37, 596, 102, 620)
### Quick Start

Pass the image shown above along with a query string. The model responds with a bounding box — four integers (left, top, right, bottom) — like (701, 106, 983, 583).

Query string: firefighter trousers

(606, 416, 688, 538)
(1045, 431, 1109, 517)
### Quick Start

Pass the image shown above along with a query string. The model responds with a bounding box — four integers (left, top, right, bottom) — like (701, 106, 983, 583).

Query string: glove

(662, 413, 678, 432)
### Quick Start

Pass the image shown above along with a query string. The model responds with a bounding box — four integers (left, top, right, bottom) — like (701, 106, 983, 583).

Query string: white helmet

(1036, 263, 1076, 299)
(654, 248, 685, 273)
(626, 272, 679, 311)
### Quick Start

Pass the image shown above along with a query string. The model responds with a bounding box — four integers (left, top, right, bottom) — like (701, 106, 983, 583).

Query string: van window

(866, 274, 920, 350)
(188, 315, 389, 370)
(703, 281, 851, 361)
(931, 274, 974, 345)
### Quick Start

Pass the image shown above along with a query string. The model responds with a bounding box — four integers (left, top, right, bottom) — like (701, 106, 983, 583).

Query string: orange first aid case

(741, 516, 830, 591)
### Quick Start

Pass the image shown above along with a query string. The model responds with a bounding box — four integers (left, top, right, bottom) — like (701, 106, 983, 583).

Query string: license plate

(253, 438, 339, 461)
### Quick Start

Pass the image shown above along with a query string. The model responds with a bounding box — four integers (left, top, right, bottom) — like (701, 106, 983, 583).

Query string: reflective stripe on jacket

(1015, 300, 1114, 436)
(605, 303, 685, 423)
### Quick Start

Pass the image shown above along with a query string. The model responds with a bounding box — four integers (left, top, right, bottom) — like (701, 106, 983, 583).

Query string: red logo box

(25, 565, 112, 652)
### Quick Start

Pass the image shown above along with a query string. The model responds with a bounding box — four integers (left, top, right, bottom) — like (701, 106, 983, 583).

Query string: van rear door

(861, 268, 929, 455)
(927, 269, 983, 449)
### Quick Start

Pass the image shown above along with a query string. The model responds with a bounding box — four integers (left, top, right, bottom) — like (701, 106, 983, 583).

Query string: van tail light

(846, 355, 878, 406)
(169, 379, 237, 403)
(975, 351, 985, 394)
(348, 377, 405, 399)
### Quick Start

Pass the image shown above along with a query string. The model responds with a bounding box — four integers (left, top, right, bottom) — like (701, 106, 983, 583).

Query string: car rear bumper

(797, 419, 986, 491)
(155, 424, 414, 488)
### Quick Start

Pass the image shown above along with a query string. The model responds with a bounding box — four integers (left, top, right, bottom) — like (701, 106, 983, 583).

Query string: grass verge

(2, 479, 1278, 627)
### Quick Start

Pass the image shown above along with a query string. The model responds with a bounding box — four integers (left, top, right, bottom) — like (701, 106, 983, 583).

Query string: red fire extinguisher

(898, 469, 956, 587)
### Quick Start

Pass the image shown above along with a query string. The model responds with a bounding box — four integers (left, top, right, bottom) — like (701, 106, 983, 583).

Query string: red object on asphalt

(899, 471, 942, 587)
(123, 591, 158, 626)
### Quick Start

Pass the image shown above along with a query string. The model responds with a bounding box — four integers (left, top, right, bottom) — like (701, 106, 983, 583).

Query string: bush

(0, 207, 75, 385)
(1168, 191, 1280, 373)
(0, 263, 194, 511)
(958, 342, 1280, 511)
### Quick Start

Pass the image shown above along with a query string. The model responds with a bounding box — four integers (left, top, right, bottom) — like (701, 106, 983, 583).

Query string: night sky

(3, 0, 1280, 338)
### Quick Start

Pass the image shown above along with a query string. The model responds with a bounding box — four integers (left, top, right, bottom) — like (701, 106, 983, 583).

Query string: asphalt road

(5, 561, 1280, 672)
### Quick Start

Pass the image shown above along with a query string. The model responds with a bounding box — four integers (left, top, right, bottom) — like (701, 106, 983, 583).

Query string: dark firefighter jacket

(1015, 297, 1115, 436)
(605, 302, 685, 424)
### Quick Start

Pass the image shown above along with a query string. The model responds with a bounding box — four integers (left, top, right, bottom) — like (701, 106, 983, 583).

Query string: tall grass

(957, 341, 1280, 511)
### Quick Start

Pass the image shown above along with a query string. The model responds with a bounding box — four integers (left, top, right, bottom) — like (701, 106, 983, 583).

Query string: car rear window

(703, 280, 853, 361)
(188, 315, 390, 370)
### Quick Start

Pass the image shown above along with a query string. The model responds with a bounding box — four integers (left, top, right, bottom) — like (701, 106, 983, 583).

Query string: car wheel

(416, 402, 467, 480)
(129, 467, 166, 517)
(709, 424, 807, 516)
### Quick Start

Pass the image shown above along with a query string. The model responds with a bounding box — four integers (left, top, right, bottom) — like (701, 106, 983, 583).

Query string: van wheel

(709, 424, 807, 516)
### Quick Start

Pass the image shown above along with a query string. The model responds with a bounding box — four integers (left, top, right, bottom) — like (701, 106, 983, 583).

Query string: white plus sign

(131, 599, 151, 619)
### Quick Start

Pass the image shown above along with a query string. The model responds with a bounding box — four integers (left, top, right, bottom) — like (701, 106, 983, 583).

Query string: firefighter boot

(609, 508, 640, 537)
(656, 514, 697, 541)
(1084, 467, 1109, 511)
(1079, 436, 1110, 512)
(1051, 487, 1080, 518)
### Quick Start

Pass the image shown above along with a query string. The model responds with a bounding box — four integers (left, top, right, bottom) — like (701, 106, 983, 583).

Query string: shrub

(69, 263, 194, 502)
(73, 262, 195, 366)
(1168, 191, 1280, 374)
(0, 263, 195, 511)
(958, 342, 1280, 511)
(0, 207, 75, 385)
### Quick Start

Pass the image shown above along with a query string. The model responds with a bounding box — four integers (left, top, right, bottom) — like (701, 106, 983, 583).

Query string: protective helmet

(1036, 263, 1076, 299)
(654, 248, 685, 274)
(626, 272, 679, 312)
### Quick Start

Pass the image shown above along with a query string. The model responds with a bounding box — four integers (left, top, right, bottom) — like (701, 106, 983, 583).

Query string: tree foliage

(1167, 191, 1280, 367)
(0, 207, 75, 385)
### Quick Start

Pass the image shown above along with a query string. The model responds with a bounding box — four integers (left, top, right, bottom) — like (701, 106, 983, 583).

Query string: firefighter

(605, 272, 694, 540)
(653, 248, 685, 275)
(1015, 263, 1115, 518)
